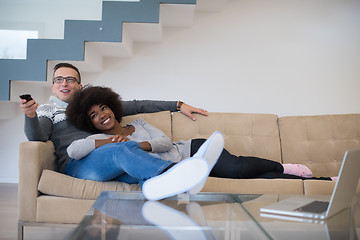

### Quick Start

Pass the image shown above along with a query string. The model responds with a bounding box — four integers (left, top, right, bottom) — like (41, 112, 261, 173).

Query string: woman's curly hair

(66, 85, 123, 133)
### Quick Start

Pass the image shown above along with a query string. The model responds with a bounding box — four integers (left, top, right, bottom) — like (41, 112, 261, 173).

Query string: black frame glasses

(53, 76, 80, 84)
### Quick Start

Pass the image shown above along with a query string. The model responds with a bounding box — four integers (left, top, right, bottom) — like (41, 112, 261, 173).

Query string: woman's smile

(101, 117, 111, 125)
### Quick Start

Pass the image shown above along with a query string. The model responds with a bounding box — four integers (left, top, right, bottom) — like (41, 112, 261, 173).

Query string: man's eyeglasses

(53, 76, 80, 84)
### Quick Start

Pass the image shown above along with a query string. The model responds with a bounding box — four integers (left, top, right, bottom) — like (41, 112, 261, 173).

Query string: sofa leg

(18, 221, 24, 240)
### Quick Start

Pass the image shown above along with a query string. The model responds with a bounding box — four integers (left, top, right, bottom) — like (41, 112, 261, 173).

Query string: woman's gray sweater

(67, 118, 191, 163)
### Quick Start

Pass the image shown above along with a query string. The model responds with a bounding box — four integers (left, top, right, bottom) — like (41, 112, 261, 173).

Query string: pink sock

(282, 164, 313, 178)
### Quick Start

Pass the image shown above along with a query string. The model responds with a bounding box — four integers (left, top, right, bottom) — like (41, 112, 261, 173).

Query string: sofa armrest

(18, 141, 56, 222)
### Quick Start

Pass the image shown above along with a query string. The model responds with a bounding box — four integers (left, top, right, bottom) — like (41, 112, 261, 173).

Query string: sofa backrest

(121, 111, 360, 178)
(278, 114, 360, 177)
(121, 111, 172, 138)
(172, 112, 282, 162)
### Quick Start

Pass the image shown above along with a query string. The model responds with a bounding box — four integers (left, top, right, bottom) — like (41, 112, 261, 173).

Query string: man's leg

(256, 172, 332, 180)
(189, 131, 224, 194)
(191, 139, 284, 179)
(142, 157, 208, 200)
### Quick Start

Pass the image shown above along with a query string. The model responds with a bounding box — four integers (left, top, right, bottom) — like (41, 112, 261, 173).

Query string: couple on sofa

(20, 63, 334, 201)
(65, 85, 335, 200)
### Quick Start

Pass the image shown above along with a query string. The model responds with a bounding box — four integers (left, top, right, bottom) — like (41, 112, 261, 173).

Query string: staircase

(0, 0, 226, 119)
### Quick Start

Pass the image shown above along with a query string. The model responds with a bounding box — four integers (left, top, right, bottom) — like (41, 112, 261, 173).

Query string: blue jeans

(65, 141, 173, 187)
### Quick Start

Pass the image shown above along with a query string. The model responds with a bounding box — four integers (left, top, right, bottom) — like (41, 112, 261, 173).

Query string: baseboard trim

(0, 177, 19, 183)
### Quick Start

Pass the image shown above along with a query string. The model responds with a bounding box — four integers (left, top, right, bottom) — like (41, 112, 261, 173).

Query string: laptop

(260, 148, 360, 220)
(260, 204, 358, 239)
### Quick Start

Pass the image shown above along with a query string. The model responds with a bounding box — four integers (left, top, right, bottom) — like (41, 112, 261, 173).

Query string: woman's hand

(95, 135, 129, 149)
(109, 135, 151, 151)
(110, 134, 130, 143)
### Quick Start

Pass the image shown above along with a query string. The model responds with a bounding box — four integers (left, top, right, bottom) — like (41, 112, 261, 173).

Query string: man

(20, 63, 208, 174)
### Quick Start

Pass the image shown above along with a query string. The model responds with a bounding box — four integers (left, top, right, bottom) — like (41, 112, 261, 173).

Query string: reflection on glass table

(67, 191, 270, 240)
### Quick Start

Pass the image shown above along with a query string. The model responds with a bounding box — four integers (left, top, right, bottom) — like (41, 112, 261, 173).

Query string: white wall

(1, 0, 360, 183)
(84, 0, 360, 116)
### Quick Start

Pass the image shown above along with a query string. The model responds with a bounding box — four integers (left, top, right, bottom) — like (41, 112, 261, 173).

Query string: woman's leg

(191, 139, 284, 179)
(112, 173, 139, 184)
(65, 141, 172, 182)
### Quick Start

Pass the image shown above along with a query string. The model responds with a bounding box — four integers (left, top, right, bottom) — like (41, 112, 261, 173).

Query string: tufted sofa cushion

(172, 112, 282, 162)
(121, 110, 172, 136)
(279, 114, 360, 177)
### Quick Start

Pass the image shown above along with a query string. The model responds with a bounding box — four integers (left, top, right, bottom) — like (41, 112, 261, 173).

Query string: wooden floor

(0, 183, 76, 240)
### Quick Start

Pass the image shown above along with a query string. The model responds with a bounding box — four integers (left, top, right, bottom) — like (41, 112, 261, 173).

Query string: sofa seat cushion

(202, 177, 304, 194)
(36, 195, 95, 224)
(38, 170, 141, 200)
(304, 179, 360, 196)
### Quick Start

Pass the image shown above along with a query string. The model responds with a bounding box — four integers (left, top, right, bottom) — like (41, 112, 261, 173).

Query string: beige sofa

(18, 111, 360, 227)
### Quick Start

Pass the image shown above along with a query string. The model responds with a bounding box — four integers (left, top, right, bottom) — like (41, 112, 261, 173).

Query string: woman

(66, 86, 335, 184)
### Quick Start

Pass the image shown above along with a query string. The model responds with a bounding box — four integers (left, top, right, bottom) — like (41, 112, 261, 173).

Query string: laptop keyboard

(295, 201, 329, 213)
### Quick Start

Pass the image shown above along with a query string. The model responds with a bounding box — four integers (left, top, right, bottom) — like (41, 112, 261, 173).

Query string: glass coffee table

(66, 191, 359, 239)
(66, 191, 270, 240)
(235, 194, 360, 240)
